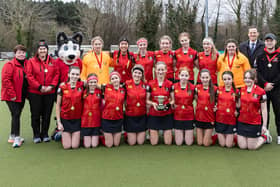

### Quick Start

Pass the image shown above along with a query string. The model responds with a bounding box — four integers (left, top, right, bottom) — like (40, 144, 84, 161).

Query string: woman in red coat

(1, 45, 28, 148)
(112, 38, 135, 83)
(154, 35, 175, 81)
(175, 32, 198, 83)
(26, 40, 59, 143)
(197, 37, 218, 85)
(125, 65, 147, 145)
(215, 71, 238, 148)
(102, 71, 125, 147)
(81, 74, 102, 148)
(173, 67, 195, 146)
(56, 66, 83, 149)
(237, 69, 269, 150)
(195, 69, 217, 146)
(146, 61, 174, 145)
(134, 38, 154, 81)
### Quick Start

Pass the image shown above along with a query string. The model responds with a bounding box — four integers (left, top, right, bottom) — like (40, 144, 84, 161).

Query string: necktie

(250, 43, 255, 54)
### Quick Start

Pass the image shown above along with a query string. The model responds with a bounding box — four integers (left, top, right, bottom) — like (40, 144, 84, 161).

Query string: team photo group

(2, 26, 280, 151)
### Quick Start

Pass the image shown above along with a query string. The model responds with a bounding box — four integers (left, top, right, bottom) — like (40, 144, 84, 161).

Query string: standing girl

(195, 69, 217, 146)
(113, 38, 135, 83)
(173, 67, 195, 146)
(154, 35, 175, 81)
(125, 65, 147, 145)
(134, 38, 154, 81)
(102, 71, 125, 147)
(217, 39, 251, 88)
(175, 32, 198, 83)
(26, 40, 59, 143)
(197, 37, 218, 85)
(81, 74, 102, 148)
(215, 71, 238, 148)
(146, 61, 174, 145)
(237, 69, 269, 150)
(56, 66, 83, 149)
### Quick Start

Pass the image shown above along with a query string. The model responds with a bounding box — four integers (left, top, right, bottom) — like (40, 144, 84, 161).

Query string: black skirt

(215, 122, 236, 134)
(147, 114, 173, 130)
(124, 115, 147, 133)
(61, 118, 81, 133)
(101, 119, 123, 133)
(195, 121, 215, 129)
(237, 121, 262, 138)
(81, 127, 101, 136)
(174, 120, 194, 130)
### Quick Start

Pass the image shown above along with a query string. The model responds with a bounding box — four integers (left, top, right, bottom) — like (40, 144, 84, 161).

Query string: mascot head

(55, 32, 83, 65)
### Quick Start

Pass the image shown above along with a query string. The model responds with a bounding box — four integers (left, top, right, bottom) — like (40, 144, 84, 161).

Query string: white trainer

(13, 136, 23, 148)
(8, 134, 15, 143)
(277, 136, 280, 145)
(264, 130, 272, 144)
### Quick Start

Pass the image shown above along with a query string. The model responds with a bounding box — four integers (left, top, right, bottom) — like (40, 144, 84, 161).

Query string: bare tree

(227, 0, 243, 42)
(213, 0, 221, 43)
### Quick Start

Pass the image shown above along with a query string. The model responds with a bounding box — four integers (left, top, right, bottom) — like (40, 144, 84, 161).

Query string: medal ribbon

(94, 51, 103, 69)
(266, 53, 278, 63)
(227, 54, 235, 70)
(68, 83, 78, 110)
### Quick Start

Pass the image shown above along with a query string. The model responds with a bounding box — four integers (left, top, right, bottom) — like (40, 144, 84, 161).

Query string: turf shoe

(13, 136, 23, 148)
(277, 136, 280, 145)
(263, 130, 272, 144)
(8, 134, 15, 143)
(43, 137, 51, 142)
(33, 137, 42, 144)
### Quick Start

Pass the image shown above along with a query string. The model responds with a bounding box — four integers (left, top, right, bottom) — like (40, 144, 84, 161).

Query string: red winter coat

(1, 58, 27, 102)
(26, 55, 59, 95)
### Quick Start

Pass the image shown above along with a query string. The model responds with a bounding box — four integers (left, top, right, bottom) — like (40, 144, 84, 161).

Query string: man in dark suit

(239, 27, 265, 67)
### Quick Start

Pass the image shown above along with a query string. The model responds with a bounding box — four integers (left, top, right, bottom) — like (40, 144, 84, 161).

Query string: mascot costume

(55, 32, 83, 83)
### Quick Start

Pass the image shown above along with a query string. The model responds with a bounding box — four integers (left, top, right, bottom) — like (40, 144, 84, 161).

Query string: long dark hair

(117, 39, 132, 64)
(222, 71, 236, 92)
(200, 69, 215, 103)
(67, 66, 80, 82)
(223, 39, 239, 61)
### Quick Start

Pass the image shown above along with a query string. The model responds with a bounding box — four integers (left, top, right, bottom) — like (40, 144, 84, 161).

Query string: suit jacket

(239, 39, 265, 67)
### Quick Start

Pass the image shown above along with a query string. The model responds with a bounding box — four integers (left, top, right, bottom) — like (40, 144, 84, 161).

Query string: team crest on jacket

(273, 58, 278, 62)
(189, 55, 193, 59)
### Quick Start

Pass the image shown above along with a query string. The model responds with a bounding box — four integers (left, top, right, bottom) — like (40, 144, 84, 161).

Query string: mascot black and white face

(56, 32, 83, 65)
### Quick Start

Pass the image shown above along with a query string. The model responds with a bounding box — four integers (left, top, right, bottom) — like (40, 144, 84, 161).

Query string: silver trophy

(155, 95, 167, 111)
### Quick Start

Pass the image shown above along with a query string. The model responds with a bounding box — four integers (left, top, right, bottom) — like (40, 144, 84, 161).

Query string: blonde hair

(159, 35, 172, 48)
(91, 36, 104, 46)
(203, 37, 218, 61)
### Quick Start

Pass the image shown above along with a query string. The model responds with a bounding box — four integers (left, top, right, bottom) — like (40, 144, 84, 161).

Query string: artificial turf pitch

(0, 61, 280, 187)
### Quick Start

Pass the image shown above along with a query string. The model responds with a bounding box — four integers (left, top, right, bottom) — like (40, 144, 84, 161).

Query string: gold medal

(99, 69, 102, 73)
(268, 63, 272, 68)
(136, 102, 140, 107)
(44, 69, 48, 73)
(88, 112, 92, 116)
(182, 105, 185, 109)
(226, 108, 230, 113)
(116, 106, 120, 111)
(71, 106, 75, 111)
(122, 71, 126, 75)
(205, 106, 208, 111)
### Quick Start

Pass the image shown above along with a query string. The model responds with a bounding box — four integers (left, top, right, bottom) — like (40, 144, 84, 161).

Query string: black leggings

(28, 93, 55, 138)
(6, 101, 25, 136)
(266, 88, 280, 135)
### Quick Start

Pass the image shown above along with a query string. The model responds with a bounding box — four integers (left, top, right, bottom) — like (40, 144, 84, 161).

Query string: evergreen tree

(136, 0, 162, 51)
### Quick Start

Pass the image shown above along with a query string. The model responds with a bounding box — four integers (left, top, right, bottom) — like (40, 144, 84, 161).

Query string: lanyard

(266, 53, 278, 63)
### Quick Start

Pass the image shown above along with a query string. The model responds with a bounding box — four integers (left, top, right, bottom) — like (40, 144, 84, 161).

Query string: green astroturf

(0, 60, 280, 187)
